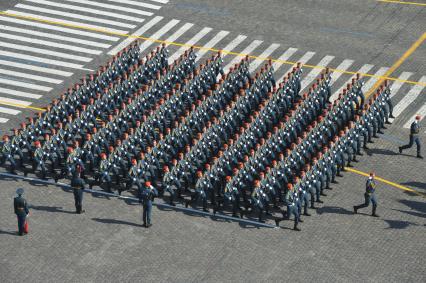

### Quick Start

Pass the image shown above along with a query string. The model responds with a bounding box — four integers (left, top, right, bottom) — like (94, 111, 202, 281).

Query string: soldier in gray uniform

(399, 115, 423, 158)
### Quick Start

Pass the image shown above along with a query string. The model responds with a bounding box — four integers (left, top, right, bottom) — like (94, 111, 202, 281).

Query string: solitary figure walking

(354, 172, 379, 217)
(399, 115, 423, 159)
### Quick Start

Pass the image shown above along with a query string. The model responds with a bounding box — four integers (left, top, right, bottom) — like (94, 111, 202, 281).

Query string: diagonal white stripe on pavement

(0, 78, 52, 92)
(0, 16, 119, 41)
(195, 30, 230, 62)
(249, 43, 280, 73)
(0, 87, 42, 99)
(331, 64, 374, 101)
(108, 16, 163, 55)
(393, 76, 426, 118)
(223, 40, 263, 72)
(23, 0, 145, 22)
(300, 55, 334, 91)
(61, 0, 154, 16)
(15, 4, 136, 28)
(0, 41, 92, 62)
(168, 27, 213, 64)
(139, 19, 180, 53)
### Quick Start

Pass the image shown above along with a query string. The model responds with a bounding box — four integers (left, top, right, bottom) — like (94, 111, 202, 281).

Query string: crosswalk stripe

(278, 51, 315, 83)
(249, 43, 280, 73)
(223, 40, 263, 72)
(0, 16, 119, 41)
(361, 67, 389, 94)
(0, 32, 102, 55)
(331, 64, 374, 101)
(0, 87, 42, 99)
(0, 25, 111, 48)
(0, 97, 32, 107)
(139, 19, 180, 53)
(164, 23, 194, 45)
(0, 78, 52, 92)
(221, 35, 247, 59)
(0, 107, 21, 115)
(0, 117, 9, 123)
(108, 16, 163, 55)
(6, 10, 130, 34)
(147, 0, 169, 3)
(0, 59, 73, 77)
(272, 47, 298, 73)
(195, 30, 230, 62)
(168, 27, 213, 64)
(0, 68, 62, 84)
(106, 0, 162, 10)
(329, 59, 354, 86)
(15, 4, 137, 29)
(393, 76, 426, 118)
(62, 0, 154, 16)
(0, 42, 92, 62)
(403, 103, 426, 128)
(390, 72, 413, 98)
(300, 55, 334, 91)
(0, 50, 85, 70)
(23, 0, 145, 23)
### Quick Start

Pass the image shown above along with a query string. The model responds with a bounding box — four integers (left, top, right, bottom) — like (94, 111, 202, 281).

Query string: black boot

(293, 222, 301, 231)
(372, 206, 379, 217)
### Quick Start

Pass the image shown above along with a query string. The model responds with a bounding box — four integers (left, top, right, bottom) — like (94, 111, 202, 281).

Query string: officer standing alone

(71, 164, 86, 214)
(353, 172, 379, 217)
(140, 181, 158, 228)
(14, 188, 30, 236)
(399, 115, 423, 159)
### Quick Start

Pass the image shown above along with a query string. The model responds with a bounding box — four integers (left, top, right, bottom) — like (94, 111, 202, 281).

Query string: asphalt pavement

(0, 0, 425, 282)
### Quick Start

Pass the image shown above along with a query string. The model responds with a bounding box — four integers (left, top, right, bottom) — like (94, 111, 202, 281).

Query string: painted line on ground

(0, 11, 423, 87)
(15, 4, 137, 29)
(392, 76, 426, 118)
(346, 167, 426, 198)
(23, 0, 145, 23)
(364, 32, 426, 98)
(108, 16, 163, 55)
(378, 0, 426, 7)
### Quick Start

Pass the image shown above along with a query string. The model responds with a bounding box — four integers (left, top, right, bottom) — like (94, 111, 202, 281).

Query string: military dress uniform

(14, 188, 30, 236)
(140, 182, 158, 227)
(354, 175, 379, 217)
(399, 117, 423, 158)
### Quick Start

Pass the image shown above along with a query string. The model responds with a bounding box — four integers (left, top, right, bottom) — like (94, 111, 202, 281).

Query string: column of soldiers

(1, 41, 393, 229)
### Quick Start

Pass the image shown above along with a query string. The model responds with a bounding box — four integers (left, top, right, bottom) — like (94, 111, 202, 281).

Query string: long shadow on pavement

(92, 217, 142, 227)
(383, 219, 419, 229)
(316, 206, 354, 215)
(401, 182, 426, 191)
(0, 230, 18, 236)
(365, 148, 399, 156)
(399, 199, 426, 214)
(30, 205, 75, 214)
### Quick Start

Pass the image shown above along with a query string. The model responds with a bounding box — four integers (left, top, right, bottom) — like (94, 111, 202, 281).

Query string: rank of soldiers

(0, 41, 394, 230)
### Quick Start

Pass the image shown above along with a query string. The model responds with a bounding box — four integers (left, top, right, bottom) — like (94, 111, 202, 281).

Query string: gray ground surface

(0, 0, 425, 282)
(0, 133, 425, 282)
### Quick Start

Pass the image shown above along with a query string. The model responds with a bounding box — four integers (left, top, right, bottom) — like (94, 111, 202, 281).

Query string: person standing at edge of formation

(14, 188, 30, 236)
(353, 172, 379, 217)
(140, 181, 158, 228)
(399, 115, 423, 159)
(71, 164, 86, 214)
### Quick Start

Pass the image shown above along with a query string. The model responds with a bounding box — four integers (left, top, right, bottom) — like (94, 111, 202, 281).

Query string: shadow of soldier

(315, 206, 354, 215)
(383, 219, 419, 230)
(91, 217, 142, 227)
(0, 230, 18, 236)
(30, 205, 75, 214)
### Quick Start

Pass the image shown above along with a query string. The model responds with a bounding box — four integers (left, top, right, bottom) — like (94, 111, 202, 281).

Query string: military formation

(0, 41, 399, 230)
